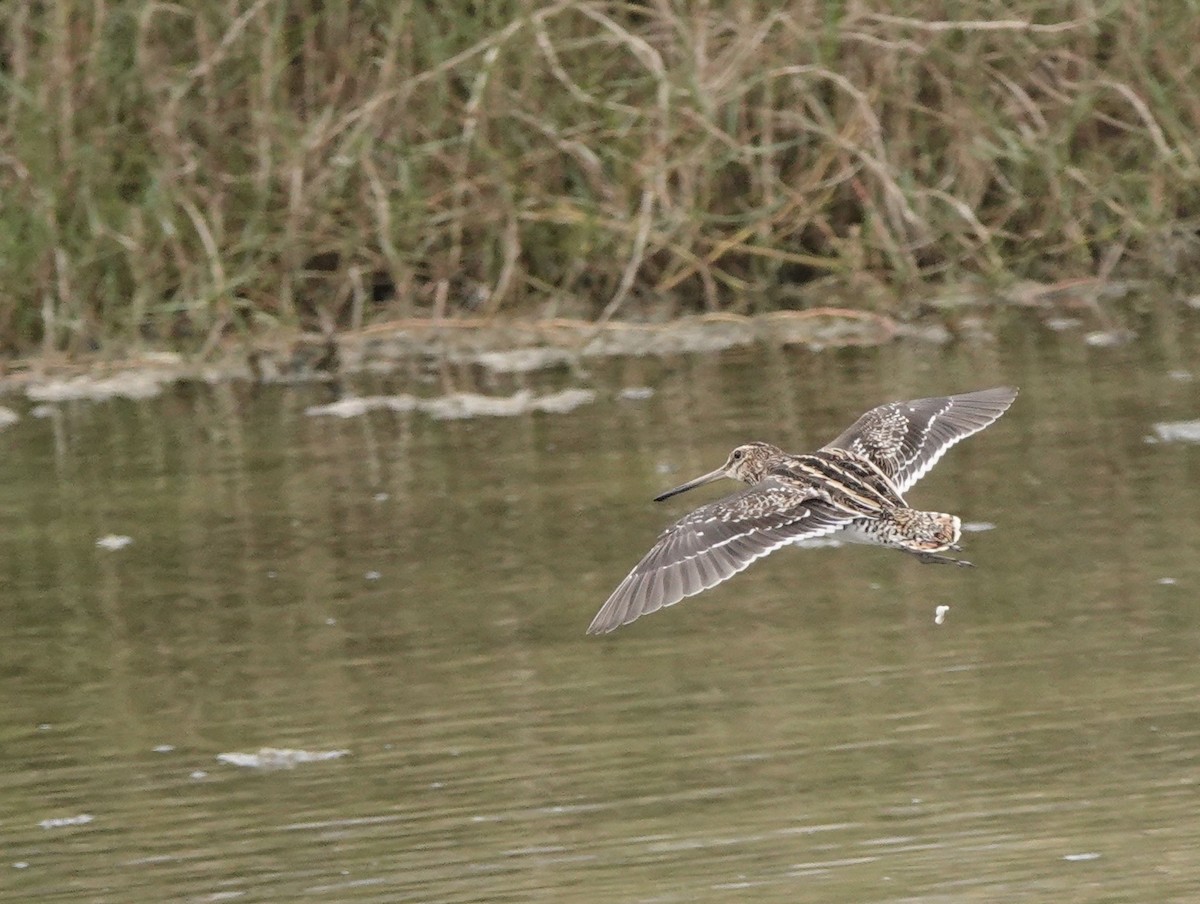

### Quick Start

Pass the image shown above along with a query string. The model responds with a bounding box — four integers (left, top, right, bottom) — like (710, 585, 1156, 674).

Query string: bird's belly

(785, 522, 864, 549)
(785, 521, 881, 550)
(828, 520, 882, 546)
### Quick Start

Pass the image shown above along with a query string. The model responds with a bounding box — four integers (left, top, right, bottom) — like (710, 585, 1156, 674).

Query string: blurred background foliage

(1, 0, 1198, 355)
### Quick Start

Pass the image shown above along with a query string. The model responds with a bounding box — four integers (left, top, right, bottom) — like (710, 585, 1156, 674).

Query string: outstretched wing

(822, 387, 1017, 494)
(588, 480, 853, 634)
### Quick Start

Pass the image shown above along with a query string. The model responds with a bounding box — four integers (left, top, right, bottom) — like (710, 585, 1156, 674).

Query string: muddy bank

(0, 309, 905, 402)
(0, 281, 1186, 407)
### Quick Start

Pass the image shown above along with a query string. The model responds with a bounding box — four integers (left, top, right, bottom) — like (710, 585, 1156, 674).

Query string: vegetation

(2, 1, 1199, 356)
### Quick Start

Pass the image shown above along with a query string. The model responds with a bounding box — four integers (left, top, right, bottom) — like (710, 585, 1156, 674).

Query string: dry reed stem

(1, 1, 1198, 355)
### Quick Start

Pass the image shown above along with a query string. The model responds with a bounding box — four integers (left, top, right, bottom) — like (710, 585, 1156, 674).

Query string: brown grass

(1, 1, 1198, 356)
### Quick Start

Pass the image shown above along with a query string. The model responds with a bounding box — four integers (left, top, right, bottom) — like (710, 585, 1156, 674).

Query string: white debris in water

(40, 814, 93, 829)
(529, 389, 596, 415)
(304, 395, 420, 418)
(466, 348, 575, 373)
(0, 407, 17, 429)
(364, 571, 381, 581)
(423, 392, 529, 419)
(360, 396, 417, 414)
(1044, 317, 1081, 332)
(373, 492, 389, 502)
(1149, 420, 1200, 444)
(27, 371, 174, 402)
(305, 389, 595, 421)
(1062, 852, 1101, 862)
(618, 386, 655, 401)
(305, 397, 371, 418)
(96, 534, 133, 551)
(216, 747, 350, 770)
(1084, 329, 1135, 348)
(961, 521, 995, 533)
(934, 605, 950, 625)
(428, 389, 596, 419)
(1157, 577, 1177, 585)
(152, 744, 175, 753)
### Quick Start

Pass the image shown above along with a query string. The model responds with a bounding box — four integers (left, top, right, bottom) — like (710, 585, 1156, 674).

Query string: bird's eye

(732, 450, 743, 460)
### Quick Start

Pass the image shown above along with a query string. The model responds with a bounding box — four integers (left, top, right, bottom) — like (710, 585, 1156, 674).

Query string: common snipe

(588, 387, 1018, 634)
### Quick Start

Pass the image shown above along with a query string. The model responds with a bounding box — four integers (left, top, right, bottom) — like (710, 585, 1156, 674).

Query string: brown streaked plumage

(588, 387, 1018, 634)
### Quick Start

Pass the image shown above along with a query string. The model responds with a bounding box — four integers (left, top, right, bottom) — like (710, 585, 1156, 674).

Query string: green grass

(2, 0, 1199, 356)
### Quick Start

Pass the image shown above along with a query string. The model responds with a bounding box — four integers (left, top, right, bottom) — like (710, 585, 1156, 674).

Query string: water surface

(2, 317, 1200, 901)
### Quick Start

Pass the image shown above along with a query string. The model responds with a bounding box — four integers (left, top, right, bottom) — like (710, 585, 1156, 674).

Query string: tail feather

(848, 508, 961, 552)
(900, 510, 961, 551)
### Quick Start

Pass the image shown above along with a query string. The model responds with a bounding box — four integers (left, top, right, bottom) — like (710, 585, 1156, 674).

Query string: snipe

(588, 387, 1018, 634)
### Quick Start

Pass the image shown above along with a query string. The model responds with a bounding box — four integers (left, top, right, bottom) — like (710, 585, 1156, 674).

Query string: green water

(2, 321, 1200, 902)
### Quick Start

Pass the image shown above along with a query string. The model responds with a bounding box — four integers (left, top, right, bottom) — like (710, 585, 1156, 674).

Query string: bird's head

(654, 442, 783, 502)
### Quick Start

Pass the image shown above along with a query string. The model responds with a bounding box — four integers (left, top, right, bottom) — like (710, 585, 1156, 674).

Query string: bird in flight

(588, 387, 1018, 634)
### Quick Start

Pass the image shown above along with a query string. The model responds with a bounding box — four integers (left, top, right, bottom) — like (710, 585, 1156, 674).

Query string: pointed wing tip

(940, 386, 1019, 418)
(588, 595, 657, 634)
(587, 611, 634, 635)
(587, 592, 640, 634)
(965, 385, 1020, 417)
(979, 385, 1019, 403)
(959, 385, 1018, 403)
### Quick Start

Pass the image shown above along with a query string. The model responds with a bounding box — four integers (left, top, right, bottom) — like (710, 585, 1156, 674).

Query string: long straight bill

(653, 467, 727, 502)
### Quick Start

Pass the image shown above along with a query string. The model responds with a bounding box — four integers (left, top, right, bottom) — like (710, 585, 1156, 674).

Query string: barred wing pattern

(822, 387, 1018, 494)
(586, 481, 853, 635)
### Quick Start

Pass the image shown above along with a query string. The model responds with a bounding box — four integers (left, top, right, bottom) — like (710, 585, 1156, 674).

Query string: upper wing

(587, 480, 853, 634)
(822, 387, 1017, 494)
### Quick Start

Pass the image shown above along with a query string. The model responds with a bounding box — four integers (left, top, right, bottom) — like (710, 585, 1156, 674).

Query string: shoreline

(7, 3, 1199, 359)
(0, 277, 1191, 404)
